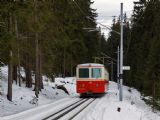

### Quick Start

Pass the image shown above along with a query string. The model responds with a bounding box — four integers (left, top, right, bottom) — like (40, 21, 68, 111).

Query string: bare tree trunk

(70, 54, 73, 77)
(35, 32, 39, 97)
(63, 47, 66, 77)
(26, 54, 32, 88)
(34, 0, 39, 98)
(25, 55, 29, 87)
(38, 52, 41, 91)
(18, 49, 21, 87)
(7, 51, 13, 101)
(15, 16, 21, 87)
(13, 65, 17, 84)
(39, 48, 43, 90)
(28, 58, 32, 88)
(7, 13, 13, 101)
(152, 75, 156, 112)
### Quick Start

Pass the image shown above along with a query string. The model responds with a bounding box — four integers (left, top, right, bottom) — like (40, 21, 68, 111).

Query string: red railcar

(76, 63, 109, 95)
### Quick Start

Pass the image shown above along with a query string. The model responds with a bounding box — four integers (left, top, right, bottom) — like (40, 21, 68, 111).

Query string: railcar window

(79, 68, 89, 78)
(92, 68, 102, 78)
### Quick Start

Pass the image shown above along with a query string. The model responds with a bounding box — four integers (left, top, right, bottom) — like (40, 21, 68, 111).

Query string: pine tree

(124, 0, 160, 109)
(0, 0, 108, 100)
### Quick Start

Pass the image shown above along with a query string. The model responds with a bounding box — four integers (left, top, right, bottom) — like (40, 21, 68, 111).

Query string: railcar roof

(77, 63, 104, 67)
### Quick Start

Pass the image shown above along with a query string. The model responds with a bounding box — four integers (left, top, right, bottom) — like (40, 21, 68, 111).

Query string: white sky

(91, 0, 135, 37)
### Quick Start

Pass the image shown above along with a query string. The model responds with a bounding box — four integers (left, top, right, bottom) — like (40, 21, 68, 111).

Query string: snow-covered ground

(0, 66, 77, 117)
(83, 82, 160, 120)
(1, 66, 160, 120)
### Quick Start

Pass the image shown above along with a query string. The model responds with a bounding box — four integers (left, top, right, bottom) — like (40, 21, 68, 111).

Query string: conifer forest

(107, 0, 160, 109)
(0, 0, 160, 111)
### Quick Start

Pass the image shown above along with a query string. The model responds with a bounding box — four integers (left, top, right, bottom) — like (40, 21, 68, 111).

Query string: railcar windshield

(79, 68, 89, 78)
(91, 68, 102, 78)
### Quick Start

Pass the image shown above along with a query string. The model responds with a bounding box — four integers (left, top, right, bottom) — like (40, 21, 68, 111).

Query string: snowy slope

(1, 80, 160, 120)
(0, 66, 77, 117)
(83, 81, 160, 120)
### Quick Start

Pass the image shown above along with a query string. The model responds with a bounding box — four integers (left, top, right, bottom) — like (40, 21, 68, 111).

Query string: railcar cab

(76, 63, 109, 95)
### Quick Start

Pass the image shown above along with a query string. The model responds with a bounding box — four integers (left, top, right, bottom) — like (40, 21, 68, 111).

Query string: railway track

(43, 98, 95, 120)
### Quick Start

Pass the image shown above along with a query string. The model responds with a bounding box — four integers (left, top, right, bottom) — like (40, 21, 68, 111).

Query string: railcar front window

(92, 68, 102, 78)
(79, 68, 89, 78)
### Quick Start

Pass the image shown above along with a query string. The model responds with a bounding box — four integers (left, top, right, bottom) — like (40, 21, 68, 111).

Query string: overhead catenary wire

(73, 0, 133, 61)
(87, 17, 120, 35)
(72, 0, 150, 58)
(73, 0, 149, 34)
(72, 0, 120, 35)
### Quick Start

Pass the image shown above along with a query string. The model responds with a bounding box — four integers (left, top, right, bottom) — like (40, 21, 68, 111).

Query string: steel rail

(69, 98, 95, 120)
(44, 98, 95, 120)
(43, 99, 85, 120)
